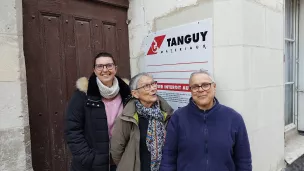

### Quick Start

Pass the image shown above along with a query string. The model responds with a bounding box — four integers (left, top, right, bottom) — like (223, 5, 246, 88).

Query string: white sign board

(143, 19, 213, 110)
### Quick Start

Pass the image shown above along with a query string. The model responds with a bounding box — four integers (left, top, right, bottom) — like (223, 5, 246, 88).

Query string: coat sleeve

(160, 114, 178, 171)
(233, 115, 252, 171)
(64, 91, 95, 168)
(110, 117, 131, 165)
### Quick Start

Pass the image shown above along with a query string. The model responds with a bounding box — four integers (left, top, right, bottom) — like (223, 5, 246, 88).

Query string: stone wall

(0, 0, 32, 170)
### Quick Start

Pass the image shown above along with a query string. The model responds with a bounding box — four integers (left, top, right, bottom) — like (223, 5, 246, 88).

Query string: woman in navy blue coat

(160, 70, 252, 171)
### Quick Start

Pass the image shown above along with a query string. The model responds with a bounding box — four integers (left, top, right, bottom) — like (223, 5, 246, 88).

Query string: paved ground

(285, 155, 304, 171)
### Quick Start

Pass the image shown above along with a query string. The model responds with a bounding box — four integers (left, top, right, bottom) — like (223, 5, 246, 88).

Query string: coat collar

(76, 73, 131, 103)
(120, 95, 174, 120)
(188, 97, 220, 115)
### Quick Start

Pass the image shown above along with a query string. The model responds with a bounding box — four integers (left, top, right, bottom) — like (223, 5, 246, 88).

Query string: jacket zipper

(204, 114, 208, 171)
(88, 96, 130, 170)
(88, 99, 111, 170)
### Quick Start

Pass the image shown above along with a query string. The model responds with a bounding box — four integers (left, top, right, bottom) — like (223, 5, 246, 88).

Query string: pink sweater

(102, 94, 123, 138)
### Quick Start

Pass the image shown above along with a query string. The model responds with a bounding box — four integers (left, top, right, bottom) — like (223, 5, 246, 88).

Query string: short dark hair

(93, 52, 116, 67)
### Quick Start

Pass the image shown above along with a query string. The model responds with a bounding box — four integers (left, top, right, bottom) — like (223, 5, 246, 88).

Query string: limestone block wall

(0, 0, 32, 170)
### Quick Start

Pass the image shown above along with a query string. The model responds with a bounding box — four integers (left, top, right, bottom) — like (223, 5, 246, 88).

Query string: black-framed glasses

(95, 63, 115, 71)
(135, 81, 158, 91)
(190, 82, 213, 92)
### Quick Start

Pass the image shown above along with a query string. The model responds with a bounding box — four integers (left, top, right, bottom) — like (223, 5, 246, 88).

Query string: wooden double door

(23, 0, 130, 170)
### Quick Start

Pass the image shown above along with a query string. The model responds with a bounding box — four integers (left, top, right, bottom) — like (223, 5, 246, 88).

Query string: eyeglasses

(95, 63, 115, 71)
(135, 81, 158, 91)
(190, 82, 213, 92)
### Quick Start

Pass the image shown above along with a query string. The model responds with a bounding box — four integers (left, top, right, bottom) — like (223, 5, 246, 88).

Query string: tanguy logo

(147, 31, 208, 55)
(167, 31, 208, 47)
(147, 35, 166, 55)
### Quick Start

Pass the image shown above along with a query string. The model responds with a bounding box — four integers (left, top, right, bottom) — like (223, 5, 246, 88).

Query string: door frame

(94, 0, 128, 8)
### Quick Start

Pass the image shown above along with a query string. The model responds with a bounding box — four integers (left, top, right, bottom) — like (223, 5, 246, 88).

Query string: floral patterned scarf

(135, 100, 165, 171)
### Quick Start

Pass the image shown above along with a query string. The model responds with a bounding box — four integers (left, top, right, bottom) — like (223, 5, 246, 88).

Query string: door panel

(23, 8, 53, 170)
(41, 13, 67, 171)
(103, 23, 119, 62)
(23, 0, 130, 170)
(91, 19, 103, 56)
(74, 18, 93, 77)
(63, 15, 78, 100)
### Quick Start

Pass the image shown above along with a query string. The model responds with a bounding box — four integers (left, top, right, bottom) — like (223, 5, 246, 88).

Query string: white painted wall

(128, 0, 200, 75)
(0, 0, 32, 170)
(297, 0, 304, 131)
(128, 0, 285, 170)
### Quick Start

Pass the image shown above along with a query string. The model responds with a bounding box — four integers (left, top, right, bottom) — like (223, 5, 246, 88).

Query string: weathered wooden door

(23, 0, 130, 170)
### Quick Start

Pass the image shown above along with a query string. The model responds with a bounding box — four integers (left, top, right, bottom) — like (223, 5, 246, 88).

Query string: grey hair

(129, 72, 153, 90)
(189, 69, 215, 84)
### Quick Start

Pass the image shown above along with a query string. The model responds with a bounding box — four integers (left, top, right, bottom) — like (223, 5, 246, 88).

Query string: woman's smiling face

(94, 56, 117, 87)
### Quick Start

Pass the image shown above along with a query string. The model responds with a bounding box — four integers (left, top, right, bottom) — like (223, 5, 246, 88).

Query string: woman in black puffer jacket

(64, 52, 131, 171)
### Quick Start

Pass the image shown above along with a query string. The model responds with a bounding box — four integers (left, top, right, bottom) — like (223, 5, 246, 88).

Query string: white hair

(129, 72, 153, 90)
(189, 69, 215, 84)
